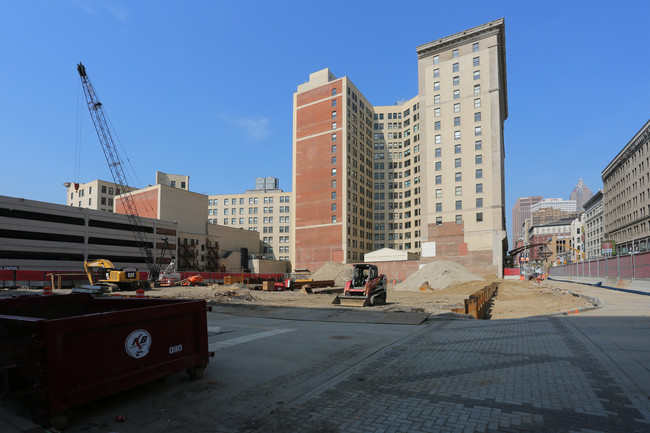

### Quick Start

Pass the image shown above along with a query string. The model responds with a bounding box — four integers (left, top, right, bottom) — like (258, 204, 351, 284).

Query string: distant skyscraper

(512, 196, 542, 248)
(570, 178, 593, 210)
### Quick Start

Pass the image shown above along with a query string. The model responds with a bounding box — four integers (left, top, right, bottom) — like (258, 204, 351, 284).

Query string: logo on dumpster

(125, 329, 152, 358)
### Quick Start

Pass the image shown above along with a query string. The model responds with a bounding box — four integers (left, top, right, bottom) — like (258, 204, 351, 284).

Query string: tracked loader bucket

(332, 294, 370, 307)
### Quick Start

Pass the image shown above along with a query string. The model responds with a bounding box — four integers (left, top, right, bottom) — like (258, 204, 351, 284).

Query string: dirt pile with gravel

(393, 261, 482, 292)
(311, 262, 354, 286)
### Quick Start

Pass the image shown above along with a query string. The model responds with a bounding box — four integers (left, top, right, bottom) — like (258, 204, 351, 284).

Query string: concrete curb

(548, 277, 650, 297)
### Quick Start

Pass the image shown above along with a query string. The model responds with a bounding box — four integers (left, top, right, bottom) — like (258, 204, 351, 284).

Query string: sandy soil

(0, 277, 594, 320)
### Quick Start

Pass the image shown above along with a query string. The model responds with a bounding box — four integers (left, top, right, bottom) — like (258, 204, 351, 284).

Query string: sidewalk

(255, 283, 650, 432)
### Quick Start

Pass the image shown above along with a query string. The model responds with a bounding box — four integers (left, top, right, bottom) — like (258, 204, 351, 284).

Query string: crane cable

(74, 81, 83, 187)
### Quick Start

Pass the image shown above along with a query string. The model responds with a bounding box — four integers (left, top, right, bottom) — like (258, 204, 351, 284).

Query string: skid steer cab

(332, 264, 387, 307)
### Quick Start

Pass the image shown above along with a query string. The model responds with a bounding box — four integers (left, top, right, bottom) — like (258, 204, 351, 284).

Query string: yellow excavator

(84, 259, 141, 291)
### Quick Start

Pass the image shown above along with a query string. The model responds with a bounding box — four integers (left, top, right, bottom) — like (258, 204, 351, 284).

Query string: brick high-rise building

(512, 196, 542, 249)
(292, 19, 508, 274)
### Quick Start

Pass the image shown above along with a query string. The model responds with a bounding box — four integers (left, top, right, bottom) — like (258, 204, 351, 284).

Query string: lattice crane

(77, 62, 160, 281)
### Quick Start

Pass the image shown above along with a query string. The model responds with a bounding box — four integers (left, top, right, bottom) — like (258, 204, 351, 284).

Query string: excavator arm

(84, 259, 116, 285)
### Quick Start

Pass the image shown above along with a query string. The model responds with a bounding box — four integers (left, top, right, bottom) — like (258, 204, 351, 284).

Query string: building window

(476, 212, 483, 222)
(332, 88, 337, 96)
(435, 135, 441, 144)
(433, 55, 439, 64)
(455, 200, 462, 209)
(475, 154, 483, 164)
(473, 56, 480, 66)
(436, 217, 442, 225)
(435, 175, 442, 184)
(454, 144, 461, 154)
(436, 189, 442, 198)
(452, 49, 459, 58)
(456, 215, 463, 224)
(453, 89, 460, 99)
(434, 81, 440, 90)
(332, 111, 337, 119)
(433, 68, 439, 77)
(473, 70, 480, 80)
(435, 147, 441, 157)
(454, 130, 461, 140)
(476, 169, 483, 179)
(434, 121, 441, 131)
(332, 133, 337, 142)
(454, 103, 460, 113)
(331, 191, 336, 199)
(332, 168, 337, 176)
(436, 203, 442, 212)
(474, 112, 481, 122)
(474, 84, 481, 94)
(332, 122, 337, 129)
(476, 183, 483, 193)
(331, 144, 337, 153)
(434, 107, 440, 117)
(435, 161, 442, 171)
(472, 42, 479, 52)
(331, 215, 337, 223)
(332, 203, 336, 211)
(455, 172, 462, 181)
(453, 76, 460, 86)
(332, 156, 337, 164)
(332, 99, 337, 107)
(454, 158, 461, 168)
(476, 198, 483, 208)
(454, 116, 460, 126)
(101, 185, 107, 193)
(475, 140, 482, 150)
(332, 180, 336, 188)
(455, 186, 462, 196)
(434, 94, 440, 104)
(475, 126, 482, 136)
(452, 62, 459, 72)
(474, 98, 481, 108)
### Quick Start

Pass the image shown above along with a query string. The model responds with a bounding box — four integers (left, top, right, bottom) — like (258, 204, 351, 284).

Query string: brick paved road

(255, 317, 650, 433)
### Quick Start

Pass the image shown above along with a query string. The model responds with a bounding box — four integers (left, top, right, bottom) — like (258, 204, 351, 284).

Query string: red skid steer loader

(332, 264, 387, 307)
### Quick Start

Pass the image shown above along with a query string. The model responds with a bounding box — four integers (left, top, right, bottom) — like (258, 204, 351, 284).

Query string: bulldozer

(83, 259, 141, 291)
(332, 264, 387, 307)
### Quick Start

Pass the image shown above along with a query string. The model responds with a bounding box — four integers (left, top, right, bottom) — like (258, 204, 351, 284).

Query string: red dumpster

(0, 293, 212, 428)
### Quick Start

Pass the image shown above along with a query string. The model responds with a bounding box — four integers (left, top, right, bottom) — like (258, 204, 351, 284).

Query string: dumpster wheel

(186, 365, 205, 380)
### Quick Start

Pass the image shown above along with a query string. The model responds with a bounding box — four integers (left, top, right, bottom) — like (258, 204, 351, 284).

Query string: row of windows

(208, 196, 291, 206)
(432, 44, 479, 65)
(433, 70, 480, 89)
(434, 197, 484, 211)
(434, 155, 483, 171)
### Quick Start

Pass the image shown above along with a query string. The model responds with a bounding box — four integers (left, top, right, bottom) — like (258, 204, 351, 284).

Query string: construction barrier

(462, 282, 498, 319)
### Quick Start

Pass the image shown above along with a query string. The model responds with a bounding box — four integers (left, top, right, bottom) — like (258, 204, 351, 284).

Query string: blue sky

(1, 0, 648, 242)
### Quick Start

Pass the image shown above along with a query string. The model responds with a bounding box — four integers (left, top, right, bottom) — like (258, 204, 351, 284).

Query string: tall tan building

(208, 178, 292, 262)
(512, 196, 542, 248)
(293, 19, 508, 274)
(602, 120, 650, 254)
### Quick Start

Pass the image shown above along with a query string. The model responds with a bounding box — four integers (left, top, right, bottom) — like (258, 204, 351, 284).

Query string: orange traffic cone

(43, 286, 52, 296)
(136, 288, 145, 298)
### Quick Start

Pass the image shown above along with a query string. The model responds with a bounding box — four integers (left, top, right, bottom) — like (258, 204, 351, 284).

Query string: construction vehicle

(77, 63, 164, 286)
(332, 264, 387, 307)
(83, 259, 141, 291)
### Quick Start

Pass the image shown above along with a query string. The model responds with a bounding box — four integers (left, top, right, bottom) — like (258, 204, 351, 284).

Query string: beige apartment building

(207, 178, 292, 262)
(293, 19, 508, 274)
(602, 120, 650, 254)
(64, 171, 188, 212)
(64, 179, 135, 212)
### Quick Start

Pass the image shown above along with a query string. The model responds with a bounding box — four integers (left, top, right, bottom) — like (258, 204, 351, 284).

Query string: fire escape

(178, 239, 199, 272)
(205, 240, 220, 271)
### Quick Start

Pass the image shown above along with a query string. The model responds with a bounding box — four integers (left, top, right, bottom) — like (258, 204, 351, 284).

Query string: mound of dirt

(311, 262, 354, 286)
(393, 261, 482, 292)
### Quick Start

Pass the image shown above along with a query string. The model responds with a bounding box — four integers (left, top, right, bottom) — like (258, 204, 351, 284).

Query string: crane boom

(77, 62, 160, 281)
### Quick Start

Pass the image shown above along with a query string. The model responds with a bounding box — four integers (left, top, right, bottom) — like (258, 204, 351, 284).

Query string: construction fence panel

(548, 251, 650, 280)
